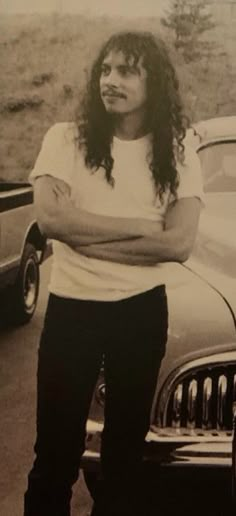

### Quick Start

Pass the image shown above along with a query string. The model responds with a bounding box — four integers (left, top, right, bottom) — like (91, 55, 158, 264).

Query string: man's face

(100, 50, 148, 116)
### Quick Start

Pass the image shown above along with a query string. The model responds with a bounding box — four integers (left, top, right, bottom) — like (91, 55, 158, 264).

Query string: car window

(198, 142, 236, 193)
(192, 141, 236, 278)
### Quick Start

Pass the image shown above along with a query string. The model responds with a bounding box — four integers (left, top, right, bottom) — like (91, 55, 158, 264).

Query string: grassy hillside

(0, 13, 235, 182)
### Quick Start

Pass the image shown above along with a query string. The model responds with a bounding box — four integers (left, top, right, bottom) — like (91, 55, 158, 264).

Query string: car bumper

(81, 420, 233, 472)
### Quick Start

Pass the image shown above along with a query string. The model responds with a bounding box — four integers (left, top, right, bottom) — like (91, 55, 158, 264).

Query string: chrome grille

(165, 365, 236, 431)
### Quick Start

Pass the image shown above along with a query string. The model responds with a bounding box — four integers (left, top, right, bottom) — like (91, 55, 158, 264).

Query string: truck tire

(4, 243, 40, 325)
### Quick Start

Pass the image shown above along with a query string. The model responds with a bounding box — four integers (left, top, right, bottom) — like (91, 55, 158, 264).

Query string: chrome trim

(187, 379, 198, 429)
(81, 449, 232, 470)
(95, 383, 106, 407)
(157, 350, 236, 426)
(197, 137, 236, 152)
(233, 375, 236, 420)
(202, 377, 213, 430)
(217, 375, 227, 430)
(172, 383, 183, 429)
(0, 186, 32, 199)
(233, 374, 236, 403)
(83, 419, 233, 471)
(86, 420, 233, 444)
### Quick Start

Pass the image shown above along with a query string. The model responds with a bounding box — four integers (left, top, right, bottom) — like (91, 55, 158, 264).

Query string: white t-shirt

(29, 122, 204, 301)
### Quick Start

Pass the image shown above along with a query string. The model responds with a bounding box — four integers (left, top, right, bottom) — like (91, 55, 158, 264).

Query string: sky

(0, 0, 169, 17)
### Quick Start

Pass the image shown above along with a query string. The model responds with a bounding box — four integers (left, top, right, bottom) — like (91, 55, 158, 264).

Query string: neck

(113, 110, 148, 141)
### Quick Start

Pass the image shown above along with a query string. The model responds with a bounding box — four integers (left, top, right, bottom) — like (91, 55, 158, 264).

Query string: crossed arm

(34, 175, 201, 266)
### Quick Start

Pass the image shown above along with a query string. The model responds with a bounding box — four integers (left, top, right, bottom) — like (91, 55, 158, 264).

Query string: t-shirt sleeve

(170, 143, 205, 206)
(28, 123, 75, 186)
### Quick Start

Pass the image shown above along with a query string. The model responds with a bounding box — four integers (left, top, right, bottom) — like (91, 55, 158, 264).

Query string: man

(24, 31, 203, 516)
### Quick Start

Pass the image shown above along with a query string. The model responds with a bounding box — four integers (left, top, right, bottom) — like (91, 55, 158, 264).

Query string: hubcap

(23, 258, 38, 313)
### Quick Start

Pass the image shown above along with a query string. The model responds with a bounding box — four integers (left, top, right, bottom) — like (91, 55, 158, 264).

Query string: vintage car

(81, 116, 236, 500)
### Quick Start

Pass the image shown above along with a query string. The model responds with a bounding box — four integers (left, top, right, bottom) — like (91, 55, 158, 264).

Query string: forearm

(111, 230, 188, 262)
(39, 200, 145, 246)
(35, 177, 200, 256)
(77, 228, 189, 265)
(77, 239, 159, 265)
(34, 175, 148, 246)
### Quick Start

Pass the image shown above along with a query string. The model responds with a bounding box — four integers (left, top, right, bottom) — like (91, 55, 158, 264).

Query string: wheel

(3, 243, 40, 325)
(13, 242, 40, 324)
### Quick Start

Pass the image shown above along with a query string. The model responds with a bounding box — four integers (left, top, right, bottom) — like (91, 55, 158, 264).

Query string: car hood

(87, 261, 236, 428)
(154, 262, 236, 403)
(204, 192, 236, 222)
(185, 258, 236, 324)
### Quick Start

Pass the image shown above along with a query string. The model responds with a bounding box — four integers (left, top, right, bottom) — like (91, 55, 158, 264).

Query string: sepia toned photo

(0, 1, 236, 515)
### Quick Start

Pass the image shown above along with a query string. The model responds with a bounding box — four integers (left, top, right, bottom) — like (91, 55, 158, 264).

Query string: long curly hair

(76, 31, 187, 200)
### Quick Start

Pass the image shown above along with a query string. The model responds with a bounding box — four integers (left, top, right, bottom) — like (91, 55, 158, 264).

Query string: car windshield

(198, 141, 236, 193)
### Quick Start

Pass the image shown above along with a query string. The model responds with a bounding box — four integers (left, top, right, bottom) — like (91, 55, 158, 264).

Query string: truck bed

(0, 182, 30, 192)
(0, 182, 33, 213)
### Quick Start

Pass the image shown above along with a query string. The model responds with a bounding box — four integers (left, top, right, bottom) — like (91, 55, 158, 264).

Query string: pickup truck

(0, 182, 46, 325)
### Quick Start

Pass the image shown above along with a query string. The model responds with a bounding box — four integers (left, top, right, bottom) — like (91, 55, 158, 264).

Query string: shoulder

(29, 122, 79, 186)
(174, 140, 202, 187)
(43, 122, 78, 147)
(175, 139, 201, 171)
(174, 140, 204, 203)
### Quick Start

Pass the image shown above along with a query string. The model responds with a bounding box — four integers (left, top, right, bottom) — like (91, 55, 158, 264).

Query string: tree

(161, 0, 216, 62)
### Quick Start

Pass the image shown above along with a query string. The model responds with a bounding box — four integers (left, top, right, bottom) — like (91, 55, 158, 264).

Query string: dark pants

(24, 285, 168, 516)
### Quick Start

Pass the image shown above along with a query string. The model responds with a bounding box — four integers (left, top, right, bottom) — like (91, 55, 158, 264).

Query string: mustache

(102, 89, 126, 98)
